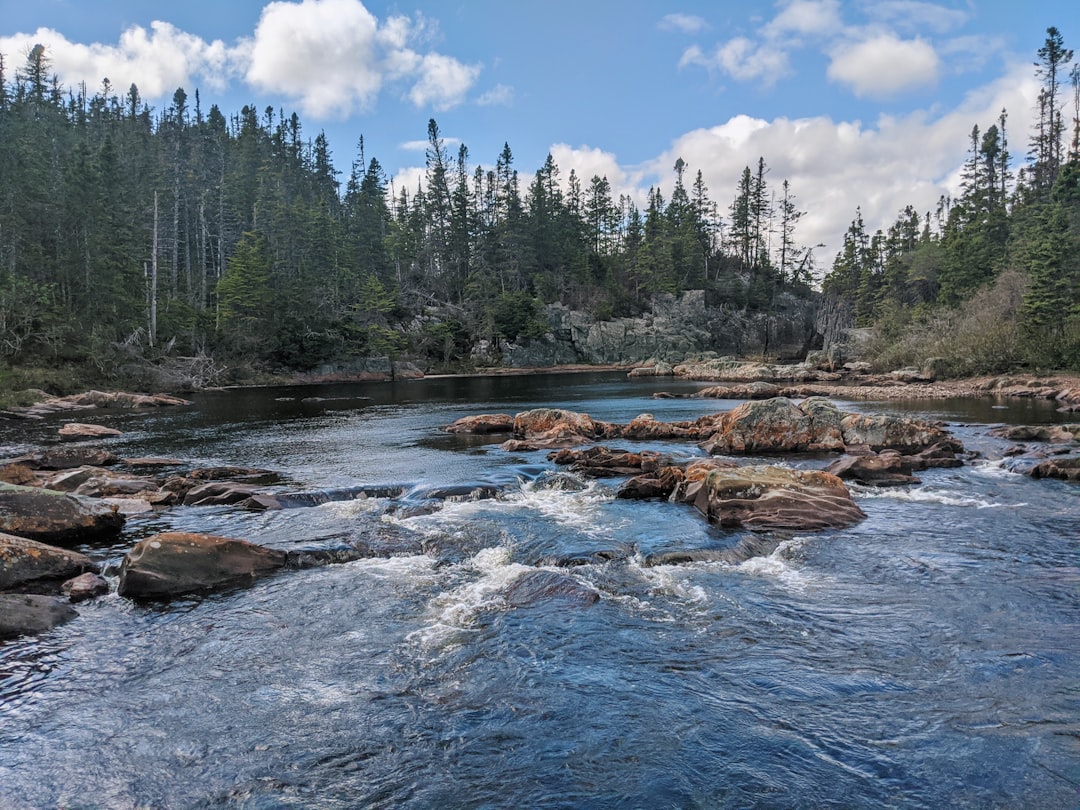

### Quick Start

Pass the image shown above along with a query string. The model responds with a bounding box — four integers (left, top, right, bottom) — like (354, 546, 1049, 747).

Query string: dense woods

(0, 45, 816, 390)
(822, 27, 1080, 375)
(3, 27, 1078, 393)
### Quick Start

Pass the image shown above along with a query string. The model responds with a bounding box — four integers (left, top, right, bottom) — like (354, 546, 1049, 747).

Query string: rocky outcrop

(989, 424, 1080, 444)
(690, 466, 866, 530)
(838, 412, 959, 454)
(1027, 457, 1080, 481)
(3, 390, 192, 419)
(0, 483, 125, 544)
(698, 397, 845, 455)
(0, 594, 78, 639)
(547, 446, 675, 477)
(824, 443, 963, 486)
(117, 532, 288, 599)
(617, 459, 739, 502)
(502, 290, 817, 368)
(502, 408, 610, 451)
(671, 358, 841, 383)
(0, 532, 97, 589)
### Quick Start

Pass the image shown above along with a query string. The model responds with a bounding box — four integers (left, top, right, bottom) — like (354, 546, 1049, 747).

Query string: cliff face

(502, 290, 819, 368)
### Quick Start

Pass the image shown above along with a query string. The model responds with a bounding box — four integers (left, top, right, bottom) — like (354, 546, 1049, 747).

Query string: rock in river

(691, 465, 866, 531)
(0, 532, 97, 589)
(117, 532, 288, 599)
(0, 482, 125, 545)
(0, 594, 78, 639)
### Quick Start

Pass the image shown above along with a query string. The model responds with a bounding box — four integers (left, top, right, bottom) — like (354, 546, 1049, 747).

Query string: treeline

(0, 45, 817, 387)
(822, 27, 1080, 375)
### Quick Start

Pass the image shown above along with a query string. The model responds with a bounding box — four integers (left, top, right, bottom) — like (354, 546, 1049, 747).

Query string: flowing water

(1, 372, 1079, 808)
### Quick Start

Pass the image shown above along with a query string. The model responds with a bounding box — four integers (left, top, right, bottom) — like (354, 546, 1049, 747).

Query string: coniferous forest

(0, 28, 1078, 393)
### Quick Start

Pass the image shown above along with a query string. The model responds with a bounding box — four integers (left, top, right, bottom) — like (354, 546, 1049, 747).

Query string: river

(1, 371, 1079, 808)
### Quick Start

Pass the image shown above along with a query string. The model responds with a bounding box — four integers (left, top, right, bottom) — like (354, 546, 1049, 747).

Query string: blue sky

(1, 0, 1075, 262)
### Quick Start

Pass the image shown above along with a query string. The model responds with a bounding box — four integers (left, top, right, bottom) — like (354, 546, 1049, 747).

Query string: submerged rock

(0, 483, 125, 545)
(643, 535, 782, 567)
(691, 465, 866, 531)
(499, 570, 600, 608)
(117, 532, 288, 599)
(0, 594, 78, 639)
(0, 532, 97, 589)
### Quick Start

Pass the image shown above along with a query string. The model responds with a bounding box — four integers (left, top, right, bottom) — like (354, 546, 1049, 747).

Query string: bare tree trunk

(150, 191, 159, 348)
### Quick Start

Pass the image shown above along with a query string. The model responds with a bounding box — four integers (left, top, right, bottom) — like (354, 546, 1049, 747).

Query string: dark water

(2, 372, 1079, 809)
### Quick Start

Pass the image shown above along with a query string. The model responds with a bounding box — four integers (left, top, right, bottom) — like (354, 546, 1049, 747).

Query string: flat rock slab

(58, 423, 123, 441)
(0, 594, 78, 639)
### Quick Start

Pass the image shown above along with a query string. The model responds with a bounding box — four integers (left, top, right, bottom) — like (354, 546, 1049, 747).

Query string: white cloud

(631, 59, 1038, 259)
(659, 14, 709, 35)
(681, 37, 791, 85)
(407, 52, 481, 111)
(477, 83, 514, 107)
(764, 0, 843, 38)
(866, 1, 969, 34)
(827, 34, 940, 98)
(0, 0, 481, 119)
(247, 0, 480, 117)
(0, 22, 238, 98)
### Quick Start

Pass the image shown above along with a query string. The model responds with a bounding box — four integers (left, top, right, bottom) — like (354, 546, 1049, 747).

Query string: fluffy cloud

(246, 0, 480, 117)
(764, 0, 843, 38)
(827, 34, 941, 98)
(680, 38, 791, 85)
(640, 60, 1037, 259)
(0, 22, 237, 97)
(0, 0, 481, 119)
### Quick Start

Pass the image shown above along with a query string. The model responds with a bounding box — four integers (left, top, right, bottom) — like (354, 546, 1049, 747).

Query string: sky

(0, 0, 1076, 267)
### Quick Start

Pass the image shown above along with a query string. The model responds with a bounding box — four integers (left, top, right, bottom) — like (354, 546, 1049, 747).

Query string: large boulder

(0, 483, 125, 544)
(0, 532, 97, 589)
(691, 465, 866, 530)
(117, 532, 288, 598)
(699, 397, 846, 455)
(0, 594, 78, 639)
(502, 408, 610, 451)
(839, 413, 959, 454)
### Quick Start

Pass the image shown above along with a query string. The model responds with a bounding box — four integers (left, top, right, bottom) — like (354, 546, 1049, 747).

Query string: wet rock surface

(0, 483, 125, 545)
(0, 532, 98, 590)
(0, 594, 79, 639)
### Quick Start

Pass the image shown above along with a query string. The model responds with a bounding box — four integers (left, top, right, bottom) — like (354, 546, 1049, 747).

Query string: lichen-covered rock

(117, 532, 288, 599)
(699, 397, 846, 455)
(691, 465, 866, 530)
(839, 413, 959, 454)
(0, 483, 125, 544)
(0, 532, 97, 589)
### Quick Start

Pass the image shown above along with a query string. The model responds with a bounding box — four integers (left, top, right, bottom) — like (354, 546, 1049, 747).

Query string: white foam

(317, 497, 387, 518)
(407, 546, 536, 649)
(731, 537, 813, 590)
(853, 486, 1006, 509)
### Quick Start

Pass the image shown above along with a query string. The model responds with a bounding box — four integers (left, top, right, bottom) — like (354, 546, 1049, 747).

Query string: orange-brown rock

(444, 413, 515, 434)
(699, 397, 846, 455)
(58, 422, 123, 441)
(691, 465, 866, 530)
(0, 532, 97, 589)
(0, 483, 125, 545)
(117, 532, 288, 598)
